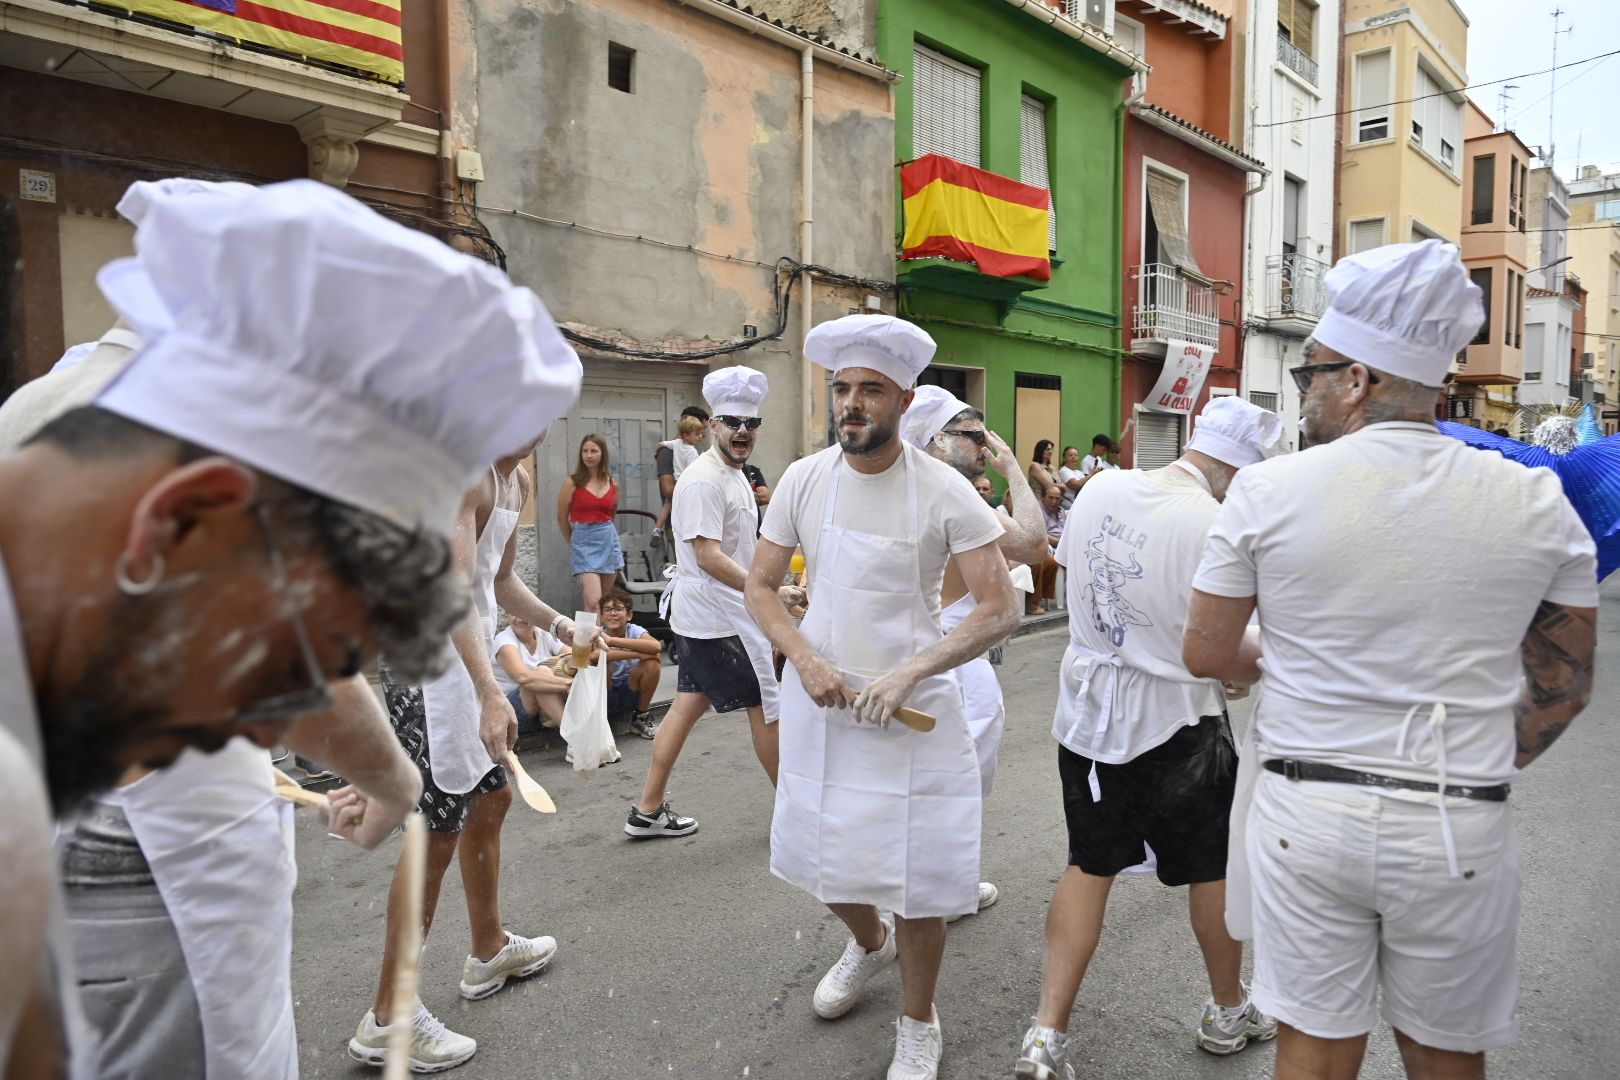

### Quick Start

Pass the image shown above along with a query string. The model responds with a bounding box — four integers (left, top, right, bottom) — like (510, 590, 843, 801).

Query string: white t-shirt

(1193, 422, 1598, 786)
(490, 625, 561, 694)
(1057, 465, 1083, 508)
(660, 439, 700, 478)
(670, 447, 760, 638)
(1080, 454, 1116, 476)
(1052, 465, 1225, 761)
(761, 444, 1004, 621)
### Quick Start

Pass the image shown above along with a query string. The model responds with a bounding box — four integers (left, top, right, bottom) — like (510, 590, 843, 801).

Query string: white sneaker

(947, 881, 1001, 923)
(888, 1007, 943, 1080)
(1014, 1022, 1074, 1080)
(347, 1002, 476, 1073)
(1197, 987, 1278, 1055)
(459, 931, 558, 1000)
(812, 916, 897, 1019)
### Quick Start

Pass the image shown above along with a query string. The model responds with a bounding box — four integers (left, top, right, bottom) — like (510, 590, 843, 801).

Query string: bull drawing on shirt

(1083, 531, 1153, 647)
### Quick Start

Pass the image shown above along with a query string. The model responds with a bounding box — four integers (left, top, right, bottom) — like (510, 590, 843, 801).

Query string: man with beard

(1184, 241, 1596, 1080)
(897, 385, 1048, 914)
(0, 178, 583, 1077)
(629, 366, 788, 838)
(745, 315, 1019, 1080)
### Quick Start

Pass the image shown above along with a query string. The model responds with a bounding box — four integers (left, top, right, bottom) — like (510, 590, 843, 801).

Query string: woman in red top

(556, 433, 624, 613)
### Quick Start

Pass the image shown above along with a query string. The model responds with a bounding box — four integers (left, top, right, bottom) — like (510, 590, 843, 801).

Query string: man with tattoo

(1182, 240, 1598, 1080)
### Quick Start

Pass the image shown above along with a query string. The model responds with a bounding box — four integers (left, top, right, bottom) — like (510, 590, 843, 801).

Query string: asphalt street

(291, 581, 1620, 1080)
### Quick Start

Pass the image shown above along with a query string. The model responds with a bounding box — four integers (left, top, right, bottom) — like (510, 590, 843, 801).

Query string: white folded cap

(1184, 397, 1285, 468)
(703, 365, 769, 418)
(1312, 239, 1484, 386)
(901, 385, 974, 449)
(93, 178, 582, 536)
(804, 314, 935, 390)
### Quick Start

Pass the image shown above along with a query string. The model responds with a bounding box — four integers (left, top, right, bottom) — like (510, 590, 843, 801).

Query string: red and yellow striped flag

(901, 155, 1051, 281)
(117, 0, 403, 85)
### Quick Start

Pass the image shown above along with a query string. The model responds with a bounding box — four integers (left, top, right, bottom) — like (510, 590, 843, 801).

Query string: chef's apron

(426, 466, 522, 795)
(938, 593, 1003, 797)
(770, 447, 981, 919)
(109, 742, 297, 1078)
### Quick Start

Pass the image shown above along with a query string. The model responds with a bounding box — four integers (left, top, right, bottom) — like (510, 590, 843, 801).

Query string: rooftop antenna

(1546, 8, 1572, 165)
(1497, 84, 1518, 131)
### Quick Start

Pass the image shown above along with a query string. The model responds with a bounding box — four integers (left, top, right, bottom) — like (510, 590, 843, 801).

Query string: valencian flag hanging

(901, 154, 1052, 281)
(115, 0, 404, 85)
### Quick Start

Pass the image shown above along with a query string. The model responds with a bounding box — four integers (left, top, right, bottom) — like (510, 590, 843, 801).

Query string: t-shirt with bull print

(1051, 465, 1225, 763)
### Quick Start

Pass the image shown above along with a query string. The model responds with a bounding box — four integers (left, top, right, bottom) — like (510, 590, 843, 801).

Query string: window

(1508, 161, 1521, 230)
(1354, 51, 1391, 142)
(1471, 267, 1492, 345)
(1282, 176, 1303, 255)
(1145, 167, 1201, 274)
(1472, 154, 1495, 225)
(1516, 162, 1529, 233)
(1411, 66, 1435, 144)
(1249, 390, 1280, 412)
(1597, 197, 1620, 221)
(1412, 220, 1442, 243)
(607, 42, 635, 93)
(1134, 411, 1183, 469)
(1524, 322, 1545, 380)
(1348, 217, 1386, 254)
(1112, 14, 1146, 97)
(912, 46, 982, 166)
(1020, 95, 1057, 254)
(1278, 0, 1317, 57)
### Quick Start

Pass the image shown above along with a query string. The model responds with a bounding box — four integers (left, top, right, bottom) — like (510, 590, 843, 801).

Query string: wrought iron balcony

(1264, 253, 1329, 323)
(1130, 263, 1219, 353)
(1277, 37, 1318, 85)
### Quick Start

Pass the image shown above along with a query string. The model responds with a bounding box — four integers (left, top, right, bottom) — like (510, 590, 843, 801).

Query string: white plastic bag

(560, 657, 617, 772)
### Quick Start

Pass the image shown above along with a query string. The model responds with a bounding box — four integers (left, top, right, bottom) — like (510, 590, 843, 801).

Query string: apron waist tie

(1396, 702, 1460, 878)
(1075, 652, 1125, 803)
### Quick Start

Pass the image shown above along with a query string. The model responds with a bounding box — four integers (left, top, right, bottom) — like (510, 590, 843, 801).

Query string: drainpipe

(800, 47, 816, 458)
(1115, 84, 1133, 454)
(434, 0, 457, 227)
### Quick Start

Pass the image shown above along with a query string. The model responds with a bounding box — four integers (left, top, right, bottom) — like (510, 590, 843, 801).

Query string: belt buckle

(1281, 759, 1303, 782)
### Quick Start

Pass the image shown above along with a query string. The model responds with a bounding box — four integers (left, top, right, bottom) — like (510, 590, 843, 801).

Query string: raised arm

(746, 537, 855, 709)
(984, 432, 1049, 568)
(495, 465, 582, 645)
(1514, 599, 1597, 768)
(1183, 589, 1261, 683)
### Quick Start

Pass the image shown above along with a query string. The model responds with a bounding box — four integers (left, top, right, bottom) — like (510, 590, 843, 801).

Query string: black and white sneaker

(624, 802, 699, 839)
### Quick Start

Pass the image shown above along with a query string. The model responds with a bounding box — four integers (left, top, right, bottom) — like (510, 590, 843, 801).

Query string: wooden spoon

(505, 751, 557, 813)
(893, 707, 935, 732)
(272, 767, 329, 810)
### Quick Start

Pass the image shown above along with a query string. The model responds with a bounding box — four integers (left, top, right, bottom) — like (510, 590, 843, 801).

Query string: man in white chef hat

(627, 365, 790, 840)
(0, 177, 582, 1076)
(745, 315, 1019, 1080)
(1184, 240, 1597, 1080)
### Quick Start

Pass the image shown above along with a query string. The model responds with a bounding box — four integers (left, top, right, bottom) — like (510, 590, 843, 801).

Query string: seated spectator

(493, 616, 574, 734)
(1056, 445, 1086, 508)
(599, 589, 664, 738)
(972, 474, 1000, 508)
(1030, 484, 1067, 616)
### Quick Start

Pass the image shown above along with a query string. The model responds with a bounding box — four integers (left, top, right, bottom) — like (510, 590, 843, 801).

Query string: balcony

(1276, 37, 1318, 85)
(1131, 263, 1219, 354)
(1263, 253, 1329, 333)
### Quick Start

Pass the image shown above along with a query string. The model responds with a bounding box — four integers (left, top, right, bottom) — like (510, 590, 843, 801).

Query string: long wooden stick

(383, 813, 427, 1080)
(893, 707, 935, 732)
(271, 767, 329, 810)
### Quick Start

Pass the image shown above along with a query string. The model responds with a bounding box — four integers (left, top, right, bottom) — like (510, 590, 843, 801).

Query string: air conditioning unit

(1065, 0, 1111, 33)
(1581, 352, 1596, 369)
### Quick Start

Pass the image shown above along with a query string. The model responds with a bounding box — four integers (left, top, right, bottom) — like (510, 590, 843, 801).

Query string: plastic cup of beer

(572, 611, 597, 668)
(789, 552, 806, 584)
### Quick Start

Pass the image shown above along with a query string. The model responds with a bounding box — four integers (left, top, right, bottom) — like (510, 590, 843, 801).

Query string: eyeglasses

(716, 415, 763, 430)
(940, 428, 988, 447)
(235, 504, 337, 724)
(1289, 361, 1381, 395)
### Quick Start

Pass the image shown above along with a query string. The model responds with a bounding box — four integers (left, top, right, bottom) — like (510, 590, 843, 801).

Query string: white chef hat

(93, 178, 582, 536)
(703, 365, 769, 418)
(1312, 239, 1484, 387)
(1184, 397, 1285, 468)
(901, 384, 975, 449)
(804, 314, 936, 390)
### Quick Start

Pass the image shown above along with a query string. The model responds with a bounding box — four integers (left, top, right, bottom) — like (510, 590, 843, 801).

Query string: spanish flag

(111, 0, 403, 84)
(901, 155, 1052, 281)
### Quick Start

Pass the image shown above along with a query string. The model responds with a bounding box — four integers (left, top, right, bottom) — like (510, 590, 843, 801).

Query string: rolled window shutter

(1020, 96, 1057, 254)
(1349, 218, 1386, 254)
(1277, 0, 1295, 38)
(913, 46, 982, 167)
(1134, 413, 1182, 469)
(1295, 0, 1315, 57)
(1356, 51, 1391, 130)
(1146, 170, 1203, 276)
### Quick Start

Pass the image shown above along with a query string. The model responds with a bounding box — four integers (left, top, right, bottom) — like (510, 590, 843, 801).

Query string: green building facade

(877, 0, 1132, 488)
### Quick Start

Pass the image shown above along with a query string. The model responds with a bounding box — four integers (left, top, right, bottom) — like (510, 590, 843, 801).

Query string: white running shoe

(812, 916, 897, 1019)
(347, 1002, 476, 1073)
(459, 931, 558, 1000)
(947, 881, 1001, 923)
(1197, 986, 1278, 1055)
(888, 1007, 943, 1080)
(1014, 1022, 1074, 1080)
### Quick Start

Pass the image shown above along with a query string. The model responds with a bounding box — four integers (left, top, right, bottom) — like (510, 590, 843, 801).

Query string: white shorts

(1247, 772, 1521, 1053)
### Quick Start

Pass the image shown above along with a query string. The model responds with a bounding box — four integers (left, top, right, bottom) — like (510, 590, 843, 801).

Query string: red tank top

(570, 480, 617, 524)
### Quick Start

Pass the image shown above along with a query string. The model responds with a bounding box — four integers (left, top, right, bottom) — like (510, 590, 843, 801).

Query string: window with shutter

(1134, 412, 1183, 469)
(1112, 14, 1146, 96)
(1146, 169, 1203, 276)
(1411, 67, 1438, 150)
(1472, 154, 1495, 224)
(1470, 267, 1492, 345)
(1355, 51, 1391, 142)
(1277, 0, 1295, 42)
(1348, 217, 1386, 255)
(912, 46, 982, 167)
(1248, 391, 1280, 412)
(1294, 0, 1316, 58)
(1020, 96, 1057, 255)
(1524, 322, 1544, 380)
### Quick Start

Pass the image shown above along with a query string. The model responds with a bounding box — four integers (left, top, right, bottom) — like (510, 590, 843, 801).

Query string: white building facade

(1521, 167, 1576, 409)
(1240, 0, 1342, 449)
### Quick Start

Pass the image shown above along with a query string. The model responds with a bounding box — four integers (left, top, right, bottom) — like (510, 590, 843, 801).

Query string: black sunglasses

(716, 415, 763, 430)
(1289, 361, 1381, 395)
(940, 428, 988, 447)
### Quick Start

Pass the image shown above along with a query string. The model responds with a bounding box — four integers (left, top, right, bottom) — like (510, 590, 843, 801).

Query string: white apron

(109, 742, 297, 1079)
(938, 593, 1004, 797)
(769, 449, 981, 919)
(426, 467, 522, 794)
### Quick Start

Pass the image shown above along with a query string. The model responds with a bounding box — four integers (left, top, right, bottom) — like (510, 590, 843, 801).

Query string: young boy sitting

(492, 615, 574, 734)
(598, 589, 663, 738)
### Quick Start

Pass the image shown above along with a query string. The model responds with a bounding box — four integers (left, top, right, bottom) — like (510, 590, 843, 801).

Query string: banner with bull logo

(1143, 339, 1215, 415)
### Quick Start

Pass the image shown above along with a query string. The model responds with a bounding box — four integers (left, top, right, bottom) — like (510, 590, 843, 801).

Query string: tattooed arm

(1514, 599, 1597, 769)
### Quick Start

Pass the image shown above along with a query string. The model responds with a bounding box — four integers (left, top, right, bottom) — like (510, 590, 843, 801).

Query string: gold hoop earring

(115, 552, 165, 596)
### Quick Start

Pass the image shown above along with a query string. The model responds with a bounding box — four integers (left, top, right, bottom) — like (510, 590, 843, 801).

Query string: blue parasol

(1576, 404, 1604, 447)
(1438, 420, 1620, 581)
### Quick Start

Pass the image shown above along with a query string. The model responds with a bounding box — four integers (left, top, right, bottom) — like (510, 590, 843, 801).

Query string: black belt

(1262, 759, 1510, 802)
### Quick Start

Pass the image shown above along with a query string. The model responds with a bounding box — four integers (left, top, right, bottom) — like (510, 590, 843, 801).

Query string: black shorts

(1059, 715, 1236, 887)
(381, 662, 507, 834)
(674, 634, 762, 714)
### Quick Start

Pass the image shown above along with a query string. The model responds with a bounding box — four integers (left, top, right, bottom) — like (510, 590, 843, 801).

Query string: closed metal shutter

(913, 46, 981, 167)
(1135, 411, 1183, 469)
(1248, 390, 1280, 412)
(1349, 217, 1386, 254)
(1146, 169, 1203, 276)
(1111, 15, 1146, 97)
(1020, 95, 1057, 254)
(1355, 50, 1391, 140)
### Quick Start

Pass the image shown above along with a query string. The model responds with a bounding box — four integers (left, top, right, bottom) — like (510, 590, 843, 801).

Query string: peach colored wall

(1138, 17, 1236, 142)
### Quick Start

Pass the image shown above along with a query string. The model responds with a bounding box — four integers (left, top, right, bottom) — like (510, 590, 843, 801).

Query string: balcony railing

(1277, 37, 1318, 85)
(1131, 263, 1219, 349)
(1264, 253, 1330, 321)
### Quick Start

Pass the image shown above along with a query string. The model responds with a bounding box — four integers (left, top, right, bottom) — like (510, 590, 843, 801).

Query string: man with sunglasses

(0, 179, 583, 1077)
(630, 366, 790, 839)
(1185, 240, 1597, 1080)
